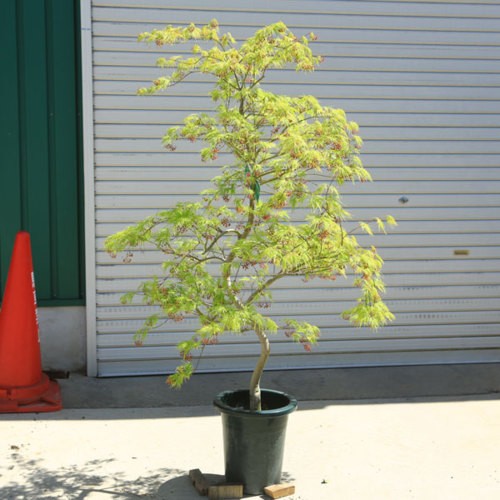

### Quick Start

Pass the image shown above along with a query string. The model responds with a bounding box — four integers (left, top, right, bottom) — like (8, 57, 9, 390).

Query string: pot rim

(213, 388, 298, 417)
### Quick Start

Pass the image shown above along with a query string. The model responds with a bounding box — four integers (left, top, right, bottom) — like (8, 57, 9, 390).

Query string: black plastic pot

(213, 389, 297, 495)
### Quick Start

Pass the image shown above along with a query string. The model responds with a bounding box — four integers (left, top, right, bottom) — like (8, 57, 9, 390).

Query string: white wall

(39, 306, 86, 372)
(86, 0, 500, 376)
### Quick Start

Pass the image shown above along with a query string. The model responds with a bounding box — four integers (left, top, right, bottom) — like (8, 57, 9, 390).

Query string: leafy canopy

(105, 20, 396, 388)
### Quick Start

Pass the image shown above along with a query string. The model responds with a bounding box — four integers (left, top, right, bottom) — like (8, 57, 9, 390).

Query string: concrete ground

(1, 366, 500, 499)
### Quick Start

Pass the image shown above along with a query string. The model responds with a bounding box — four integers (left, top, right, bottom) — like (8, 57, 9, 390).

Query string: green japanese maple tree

(105, 20, 395, 411)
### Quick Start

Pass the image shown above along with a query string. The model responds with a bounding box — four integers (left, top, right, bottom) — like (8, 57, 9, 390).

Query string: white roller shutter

(87, 0, 500, 376)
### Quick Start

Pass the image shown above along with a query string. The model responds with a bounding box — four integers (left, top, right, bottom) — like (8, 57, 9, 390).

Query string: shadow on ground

(55, 364, 500, 411)
(1, 453, 185, 499)
(1, 450, 297, 499)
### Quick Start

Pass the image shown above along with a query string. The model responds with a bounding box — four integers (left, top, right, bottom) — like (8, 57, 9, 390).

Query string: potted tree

(105, 20, 395, 494)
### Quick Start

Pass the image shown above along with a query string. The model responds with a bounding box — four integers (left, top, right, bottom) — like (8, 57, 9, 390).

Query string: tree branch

(245, 272, 288, 305)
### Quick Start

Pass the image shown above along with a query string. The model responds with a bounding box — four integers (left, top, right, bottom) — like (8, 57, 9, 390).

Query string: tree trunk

(249, 325, 270, 411)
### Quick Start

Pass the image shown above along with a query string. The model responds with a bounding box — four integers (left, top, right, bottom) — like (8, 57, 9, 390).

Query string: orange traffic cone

(0, 231, 62, 413)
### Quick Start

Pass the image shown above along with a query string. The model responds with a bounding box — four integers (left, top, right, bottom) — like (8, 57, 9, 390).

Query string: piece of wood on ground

(208, 483, 244, 499)
(264, 483, 296, 499)
(189, 468, 211, 495)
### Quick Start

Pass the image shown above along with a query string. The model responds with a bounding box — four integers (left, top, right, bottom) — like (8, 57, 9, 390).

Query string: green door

(0, 0, 83, 306)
